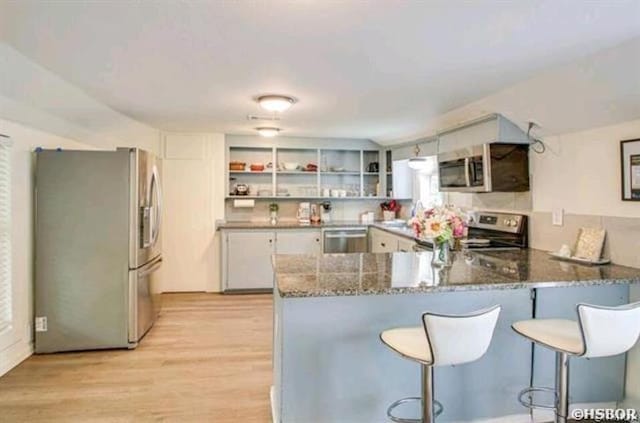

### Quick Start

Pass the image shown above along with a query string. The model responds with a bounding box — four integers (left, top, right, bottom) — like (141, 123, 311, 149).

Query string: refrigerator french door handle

(150, 165, 162, 246)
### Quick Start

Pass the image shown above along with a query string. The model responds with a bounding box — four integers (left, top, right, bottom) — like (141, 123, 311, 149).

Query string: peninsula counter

(271, 249, 640, 423)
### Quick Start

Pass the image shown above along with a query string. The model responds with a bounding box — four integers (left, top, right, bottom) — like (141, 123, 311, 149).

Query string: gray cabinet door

(226, 231, 275, 290)
(370, 228, 398, 253)
(276, 230, 321, 254)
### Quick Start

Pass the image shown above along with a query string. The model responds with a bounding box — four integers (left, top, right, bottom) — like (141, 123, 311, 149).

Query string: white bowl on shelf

(282, 162, 299, 171)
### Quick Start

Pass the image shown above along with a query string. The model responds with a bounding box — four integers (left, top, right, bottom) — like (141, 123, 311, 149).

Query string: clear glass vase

(432, 240, 452, 268)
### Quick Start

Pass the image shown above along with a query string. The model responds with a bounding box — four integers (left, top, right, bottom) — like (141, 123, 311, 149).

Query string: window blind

(0, 135, 11, 334)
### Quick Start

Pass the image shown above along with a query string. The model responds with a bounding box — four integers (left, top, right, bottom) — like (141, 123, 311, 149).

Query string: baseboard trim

(270, 385, 278, 423)
(0, 340, 33, 378)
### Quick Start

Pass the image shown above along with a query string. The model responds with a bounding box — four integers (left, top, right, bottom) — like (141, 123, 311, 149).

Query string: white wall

(0, 119, 92, 376)
(512, 119, 640, 404)
(0, 44, 163, 377)
(162, 133, 225, 293)
(0, 43, 160, 154)
(531, 118, 640, 218)
(380, 37, 640, 146)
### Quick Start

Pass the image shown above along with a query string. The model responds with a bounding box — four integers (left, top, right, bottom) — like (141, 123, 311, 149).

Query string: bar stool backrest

(422, 305, 501, 367)
(577, 301, 640, 358)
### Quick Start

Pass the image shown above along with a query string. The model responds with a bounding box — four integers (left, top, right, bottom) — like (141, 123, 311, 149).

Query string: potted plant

(380, 200, 401, 221)
(269, 203, 279, 225)
(409, 206, 467, 267)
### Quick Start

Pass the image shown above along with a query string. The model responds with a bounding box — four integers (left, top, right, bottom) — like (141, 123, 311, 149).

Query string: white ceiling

(2, 0, 640, 142)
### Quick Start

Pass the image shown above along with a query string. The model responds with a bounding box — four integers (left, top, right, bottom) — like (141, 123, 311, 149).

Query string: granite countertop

(273, 249, 640, 298)
(216, 220, 418, 239)
(216, 220, 370, 230)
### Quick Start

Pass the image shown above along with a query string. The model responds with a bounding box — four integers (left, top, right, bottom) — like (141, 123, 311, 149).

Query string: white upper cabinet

(392, 159, 414, 200)
(437, 114, 528, 153)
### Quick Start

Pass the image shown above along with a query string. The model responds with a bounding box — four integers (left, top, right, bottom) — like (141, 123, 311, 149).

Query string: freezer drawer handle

(138, 258, 163, 278)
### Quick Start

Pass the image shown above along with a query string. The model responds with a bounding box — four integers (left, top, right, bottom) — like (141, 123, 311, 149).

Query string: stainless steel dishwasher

(322, 228, 368, 253)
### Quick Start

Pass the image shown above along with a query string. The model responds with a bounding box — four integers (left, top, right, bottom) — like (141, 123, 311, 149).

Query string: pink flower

(453, 224, 465, 238)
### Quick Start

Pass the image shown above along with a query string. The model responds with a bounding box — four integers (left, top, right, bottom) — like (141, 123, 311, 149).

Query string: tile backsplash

(529, 211, 640, 268)
(447, 191, 533, 212)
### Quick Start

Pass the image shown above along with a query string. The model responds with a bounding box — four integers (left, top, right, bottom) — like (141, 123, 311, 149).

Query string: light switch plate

(552, 208, 564, 226)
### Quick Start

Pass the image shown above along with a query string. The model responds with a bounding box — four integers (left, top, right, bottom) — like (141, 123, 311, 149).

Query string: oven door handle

(464, 157, 471, 187)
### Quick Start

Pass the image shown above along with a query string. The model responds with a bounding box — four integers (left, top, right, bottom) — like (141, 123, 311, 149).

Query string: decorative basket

(229, 162, 246, 171)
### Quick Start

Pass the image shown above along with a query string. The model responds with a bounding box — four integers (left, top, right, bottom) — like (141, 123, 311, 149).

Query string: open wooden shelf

(228, 146, 386, 199)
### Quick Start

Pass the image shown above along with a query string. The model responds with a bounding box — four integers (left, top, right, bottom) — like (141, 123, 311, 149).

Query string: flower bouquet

(409, 206, 467, 267)
(380, 200, 401, 221)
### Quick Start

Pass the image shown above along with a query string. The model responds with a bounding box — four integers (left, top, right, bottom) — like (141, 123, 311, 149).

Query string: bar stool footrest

(387, 396, 443, 423)
(517, 386, 557, 411)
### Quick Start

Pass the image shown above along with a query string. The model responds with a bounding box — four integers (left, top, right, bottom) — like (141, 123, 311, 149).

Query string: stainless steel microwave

(438, 143, 530, 193)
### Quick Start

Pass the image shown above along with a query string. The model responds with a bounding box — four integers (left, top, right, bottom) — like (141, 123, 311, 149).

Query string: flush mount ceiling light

(255, 127, 281, 137)
(257, 95, 296, 113)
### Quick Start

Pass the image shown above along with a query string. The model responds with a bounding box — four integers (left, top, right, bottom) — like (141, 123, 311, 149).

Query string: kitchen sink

(380, 219, 408, 228)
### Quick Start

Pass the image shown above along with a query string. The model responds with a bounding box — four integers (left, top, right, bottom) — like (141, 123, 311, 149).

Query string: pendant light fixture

(408, 144, 433, 172)
(255, 127, 280, 138)
(257, 95, 296, 113)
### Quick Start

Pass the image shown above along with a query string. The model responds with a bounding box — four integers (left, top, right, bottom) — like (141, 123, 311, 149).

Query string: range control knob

(509, 219, 519, 227)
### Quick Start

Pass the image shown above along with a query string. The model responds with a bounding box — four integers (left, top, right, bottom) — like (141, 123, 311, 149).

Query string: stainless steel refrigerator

(34, 148, 162, 353)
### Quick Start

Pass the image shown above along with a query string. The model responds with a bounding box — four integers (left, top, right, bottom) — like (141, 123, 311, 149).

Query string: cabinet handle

(381, 242, 386, 247)
(316, 238, 320, 242)
(269, 239, 273, 243)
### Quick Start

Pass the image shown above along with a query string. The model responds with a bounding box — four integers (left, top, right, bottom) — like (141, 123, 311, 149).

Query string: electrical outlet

(34, 316, 47, 332)
(552, 208, 564, 226)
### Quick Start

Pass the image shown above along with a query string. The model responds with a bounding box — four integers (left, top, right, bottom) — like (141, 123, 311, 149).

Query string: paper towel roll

(233, 199, 255, 208)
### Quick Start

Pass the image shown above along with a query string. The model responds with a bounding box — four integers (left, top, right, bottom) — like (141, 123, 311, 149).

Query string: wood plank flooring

(0, 293, 273, 423)
(0, 293, 618, 423)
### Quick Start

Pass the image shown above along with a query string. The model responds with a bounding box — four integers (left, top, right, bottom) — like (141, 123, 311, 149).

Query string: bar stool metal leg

(422, 364, 434, 423)
(386, 364, 443, 423)
(555, 352, 569, 423)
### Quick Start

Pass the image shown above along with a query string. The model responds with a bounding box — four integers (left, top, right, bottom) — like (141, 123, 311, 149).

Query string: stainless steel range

(415, 211, 528, 251)
(463, 211, 528, 250)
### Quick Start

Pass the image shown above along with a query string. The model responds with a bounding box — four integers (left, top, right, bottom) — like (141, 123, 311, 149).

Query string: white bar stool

(512, 301, 640, 423)
(380, 305, 501, 423)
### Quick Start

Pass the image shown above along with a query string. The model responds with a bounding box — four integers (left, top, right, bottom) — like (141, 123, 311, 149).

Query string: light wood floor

(0, 293, 273, 423)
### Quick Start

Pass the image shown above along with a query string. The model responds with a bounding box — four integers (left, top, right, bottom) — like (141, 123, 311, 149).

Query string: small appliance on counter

(297, 202, 311, 225)
(233, 183, 250, 196)
(320, 201, 333, 223)
(310, 204, 321, 224)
